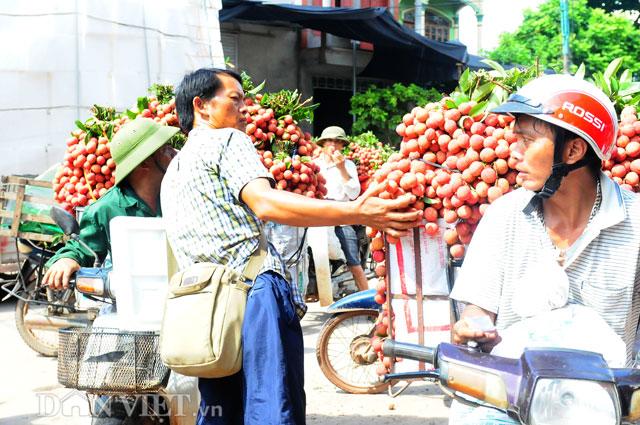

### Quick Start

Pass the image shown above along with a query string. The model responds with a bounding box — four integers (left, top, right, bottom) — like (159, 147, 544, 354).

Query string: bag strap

(167, 238, 180, 280)
(241, 233, 267, 282)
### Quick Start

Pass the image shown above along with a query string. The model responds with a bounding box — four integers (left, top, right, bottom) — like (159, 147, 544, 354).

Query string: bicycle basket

(57, 328, 169, 394)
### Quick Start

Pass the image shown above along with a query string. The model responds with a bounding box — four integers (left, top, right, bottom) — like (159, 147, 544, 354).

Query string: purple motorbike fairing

(437, 343, 615, 422)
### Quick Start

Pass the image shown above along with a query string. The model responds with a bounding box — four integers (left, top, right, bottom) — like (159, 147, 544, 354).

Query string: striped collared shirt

(451, 172, 640, 365)
(161, 126, 307, 318)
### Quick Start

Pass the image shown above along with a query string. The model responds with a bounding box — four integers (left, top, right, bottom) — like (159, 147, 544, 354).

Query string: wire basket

(58, 327, 170, 394)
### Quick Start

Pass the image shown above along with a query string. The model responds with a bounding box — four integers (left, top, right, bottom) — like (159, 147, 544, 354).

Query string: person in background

(315, 126, 370, 292)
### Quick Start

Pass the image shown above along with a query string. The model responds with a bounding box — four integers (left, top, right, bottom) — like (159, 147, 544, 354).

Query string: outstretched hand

(352, 181, 423, 238)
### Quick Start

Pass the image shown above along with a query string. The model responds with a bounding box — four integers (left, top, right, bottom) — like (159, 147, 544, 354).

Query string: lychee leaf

(75, 120, 87, 132)
(604, 58, 623, 82)
(611, 78, 620, 94)
(469, 101, 488, 117)
(620, 69, 632, 85)
(452, 92, 470, 105)
(137, 96, 149, 111)
(458, 68, 471, 92)
(471, 83, 493, 102)
(247, 80, 265, 96)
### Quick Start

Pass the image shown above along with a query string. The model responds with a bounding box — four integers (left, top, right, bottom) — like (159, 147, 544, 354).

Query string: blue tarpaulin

(221, 1, 469, 83)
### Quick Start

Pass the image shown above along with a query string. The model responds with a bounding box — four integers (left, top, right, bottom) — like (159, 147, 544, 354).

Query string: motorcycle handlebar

(382, 340, 436, 364)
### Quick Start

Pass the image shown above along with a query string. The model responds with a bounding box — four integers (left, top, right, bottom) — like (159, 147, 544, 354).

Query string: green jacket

(46, 183, 161, 268)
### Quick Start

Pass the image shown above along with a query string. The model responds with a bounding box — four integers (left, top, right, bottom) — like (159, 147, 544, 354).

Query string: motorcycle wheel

(14, 282, 70, 357)
(316, 310, 388, 394)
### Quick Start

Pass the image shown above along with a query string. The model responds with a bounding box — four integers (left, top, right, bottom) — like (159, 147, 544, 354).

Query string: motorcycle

(383, 338, 640, 425)
(51, 207, 198, 425)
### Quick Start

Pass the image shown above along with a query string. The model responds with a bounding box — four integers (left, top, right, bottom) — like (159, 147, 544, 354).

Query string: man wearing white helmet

(447, 74, 640, 424)
(450, 74, 640, 364)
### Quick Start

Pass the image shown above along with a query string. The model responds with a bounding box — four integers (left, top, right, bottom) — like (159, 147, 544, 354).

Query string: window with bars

(402, 11, 451, 42)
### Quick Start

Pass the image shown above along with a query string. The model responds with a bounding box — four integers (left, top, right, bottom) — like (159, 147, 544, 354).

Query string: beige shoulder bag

(159, 236, 267, 378)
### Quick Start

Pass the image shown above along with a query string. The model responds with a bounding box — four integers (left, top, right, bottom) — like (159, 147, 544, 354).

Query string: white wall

(0, 0, 225, 176)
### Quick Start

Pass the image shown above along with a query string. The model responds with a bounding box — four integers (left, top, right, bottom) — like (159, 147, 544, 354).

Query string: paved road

(0, 299, 449, 424)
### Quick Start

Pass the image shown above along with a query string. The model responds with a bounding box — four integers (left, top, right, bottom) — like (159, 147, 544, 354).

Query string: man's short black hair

(175, 68, 243, 134)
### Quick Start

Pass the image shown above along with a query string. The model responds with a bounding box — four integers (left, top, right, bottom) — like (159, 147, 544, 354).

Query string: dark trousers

(196, 271, 306, 425)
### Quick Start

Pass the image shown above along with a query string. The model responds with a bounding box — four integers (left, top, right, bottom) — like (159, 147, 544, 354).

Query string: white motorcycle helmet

(492, 74, 618, 212)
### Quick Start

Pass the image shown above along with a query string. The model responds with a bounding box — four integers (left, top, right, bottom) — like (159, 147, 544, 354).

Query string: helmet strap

(522, 137, 590, 216)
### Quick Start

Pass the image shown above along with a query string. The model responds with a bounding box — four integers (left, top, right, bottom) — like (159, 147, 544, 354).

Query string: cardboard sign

(387, 225, 449, 296)
(387, 224, 453, 373)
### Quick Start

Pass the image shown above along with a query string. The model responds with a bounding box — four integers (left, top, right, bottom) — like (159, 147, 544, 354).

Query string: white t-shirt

(316, 157, 361, 202)
(450, 172, 640, 365)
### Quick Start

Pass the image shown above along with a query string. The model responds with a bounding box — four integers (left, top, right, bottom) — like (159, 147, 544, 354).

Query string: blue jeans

(197, 271, 305, 425)
(334, 225, 361, 267)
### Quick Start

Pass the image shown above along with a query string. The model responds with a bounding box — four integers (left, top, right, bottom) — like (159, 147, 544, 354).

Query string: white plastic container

(109, 216, 168, 331)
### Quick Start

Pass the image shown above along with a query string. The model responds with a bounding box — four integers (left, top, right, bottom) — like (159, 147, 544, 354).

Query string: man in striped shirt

(451, 75, 640, 366)
(161, 68, 422, 425)
(448, 74, 640, 425)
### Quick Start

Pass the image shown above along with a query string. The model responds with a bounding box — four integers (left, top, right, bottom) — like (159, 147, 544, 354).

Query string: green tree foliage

(488, 0, 640, 76)
(350, 83, 442, 146)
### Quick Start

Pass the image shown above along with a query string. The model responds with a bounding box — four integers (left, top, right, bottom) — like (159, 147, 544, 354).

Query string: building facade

(222, 0, 480, 134)
(398, 0, 483, 45)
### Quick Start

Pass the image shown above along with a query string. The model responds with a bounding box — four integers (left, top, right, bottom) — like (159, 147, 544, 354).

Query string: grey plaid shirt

(161, 126, 307, 318)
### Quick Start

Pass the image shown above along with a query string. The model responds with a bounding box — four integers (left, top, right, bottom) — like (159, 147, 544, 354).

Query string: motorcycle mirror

(50, 205, 80, 236)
